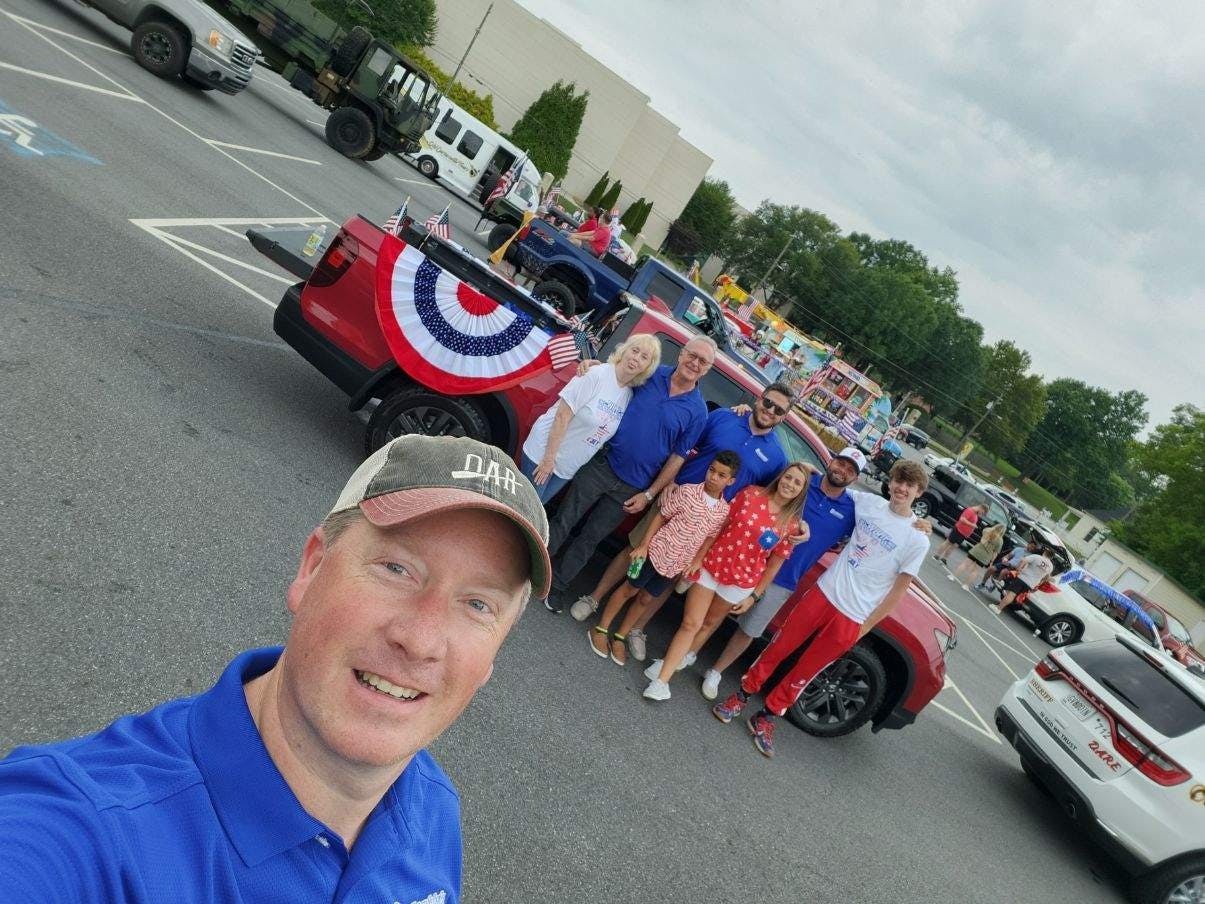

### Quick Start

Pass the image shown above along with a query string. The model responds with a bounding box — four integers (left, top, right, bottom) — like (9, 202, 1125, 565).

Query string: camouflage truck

(218, 0, 441, 160)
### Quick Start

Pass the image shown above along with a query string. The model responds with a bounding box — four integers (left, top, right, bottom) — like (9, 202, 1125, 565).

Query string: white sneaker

(569, 595, 598, 622)
(627, 628, 647, 661)
(682, 651, 697, 669)
(643, 659, 664, 681)
(642, 679, 671, 701)
(701, 669, 722, 701)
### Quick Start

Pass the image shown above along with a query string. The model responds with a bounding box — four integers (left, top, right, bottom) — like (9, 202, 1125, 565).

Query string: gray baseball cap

(330, 435, 551, 597)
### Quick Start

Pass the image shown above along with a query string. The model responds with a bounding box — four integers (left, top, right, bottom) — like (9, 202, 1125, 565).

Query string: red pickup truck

(260, 215, 958, 738)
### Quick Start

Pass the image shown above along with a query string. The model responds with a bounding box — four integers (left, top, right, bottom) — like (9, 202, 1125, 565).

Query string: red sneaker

(712, 691, 747, 724)
(747, 712, 776, 758)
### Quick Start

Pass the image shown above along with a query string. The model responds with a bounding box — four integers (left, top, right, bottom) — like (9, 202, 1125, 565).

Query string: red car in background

(1125, 591, 1205, 673)
(263, 215, 957, 739)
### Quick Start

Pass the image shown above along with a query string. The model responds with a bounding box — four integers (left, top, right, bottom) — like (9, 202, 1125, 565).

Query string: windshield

(1164, 613, 1192, 643)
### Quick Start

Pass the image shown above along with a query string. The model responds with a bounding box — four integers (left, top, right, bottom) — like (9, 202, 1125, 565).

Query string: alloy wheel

(795, 658, 872, 727)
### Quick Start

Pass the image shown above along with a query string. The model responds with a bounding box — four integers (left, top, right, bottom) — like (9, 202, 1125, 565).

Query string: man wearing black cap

(0, 435, 550, 904)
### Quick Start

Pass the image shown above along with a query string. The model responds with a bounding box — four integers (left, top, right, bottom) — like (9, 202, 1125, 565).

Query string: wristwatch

(752, 590, 764, 602)
(643, 490, 654, 502)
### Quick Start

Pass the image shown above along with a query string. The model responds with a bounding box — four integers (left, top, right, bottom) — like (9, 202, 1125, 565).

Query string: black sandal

(589, 626, 610, 659)
(609, 632, 628, 666)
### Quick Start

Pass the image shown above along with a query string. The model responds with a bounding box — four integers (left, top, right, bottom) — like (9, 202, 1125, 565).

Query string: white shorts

(695, 568, 754, 605)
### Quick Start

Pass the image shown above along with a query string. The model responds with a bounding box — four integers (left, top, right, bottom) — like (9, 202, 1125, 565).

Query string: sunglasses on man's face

(758, 397, 789, 416)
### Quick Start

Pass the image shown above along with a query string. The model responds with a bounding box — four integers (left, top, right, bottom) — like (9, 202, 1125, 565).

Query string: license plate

(1061, 692, 1095, 722)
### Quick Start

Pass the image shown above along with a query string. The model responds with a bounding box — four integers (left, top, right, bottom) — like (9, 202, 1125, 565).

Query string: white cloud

(515, 0, 1205, 427)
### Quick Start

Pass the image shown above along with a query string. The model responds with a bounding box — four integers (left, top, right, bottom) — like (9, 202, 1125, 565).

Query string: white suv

(1013, 577, 1161, 649)
(997, 634, 1205, 903)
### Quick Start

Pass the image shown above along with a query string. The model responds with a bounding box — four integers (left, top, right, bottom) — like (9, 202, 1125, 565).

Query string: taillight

(309, 233, 358, 287)
(1034, 655, 1061, 680)
(1111, 720, 1191, 786)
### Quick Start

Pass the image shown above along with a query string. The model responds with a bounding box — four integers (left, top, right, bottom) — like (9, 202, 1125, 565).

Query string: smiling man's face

(278, 508, 528, 770)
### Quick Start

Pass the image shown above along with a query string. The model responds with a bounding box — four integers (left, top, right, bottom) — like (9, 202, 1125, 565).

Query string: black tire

(417, 156, 439, 178)
(786, 644, 887, 738)
(486, 223, 515, 252)
(362, 144, 387, 162)
(181, 72, 215, 91)
(911, 496, 933, 519)
(531, 279, 578, 317)
(364, 385, 491, 455)
(1130, 855, 1205, 904)
(325, 107, 375, 158)
(329, 25, 371, 78)
(131, 22, 187, 78)
(1040, 615, 1082, 647)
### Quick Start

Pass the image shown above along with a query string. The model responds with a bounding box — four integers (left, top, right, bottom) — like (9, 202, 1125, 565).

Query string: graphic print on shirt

(583, 396, 630, 448)
(846, 519, 898, 570)
(402, 892, 447, 904)
(757, 528, 781, 550)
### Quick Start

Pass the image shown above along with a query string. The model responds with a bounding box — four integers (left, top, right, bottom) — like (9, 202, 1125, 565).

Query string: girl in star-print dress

(642, 462, 815, 701)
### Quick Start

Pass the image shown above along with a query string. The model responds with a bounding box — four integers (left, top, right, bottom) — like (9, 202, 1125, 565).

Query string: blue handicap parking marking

(0, 98, 102, 164)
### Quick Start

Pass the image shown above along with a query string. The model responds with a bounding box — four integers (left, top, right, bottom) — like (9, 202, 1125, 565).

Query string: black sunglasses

(758, 396, 789, 416)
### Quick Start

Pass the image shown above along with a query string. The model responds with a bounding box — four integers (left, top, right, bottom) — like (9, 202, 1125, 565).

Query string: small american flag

(799, 362, 831, 397)
(546, 332, 581, 370)
(542, 184, 561, 208)
(382, 196, 409, 236)
(736, 300, 755, 320)
(423, 204, 451, 240)
(486, 154, 526, 207)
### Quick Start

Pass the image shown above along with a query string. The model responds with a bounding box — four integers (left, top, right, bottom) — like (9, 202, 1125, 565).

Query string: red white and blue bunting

(375, 235, 581, 394)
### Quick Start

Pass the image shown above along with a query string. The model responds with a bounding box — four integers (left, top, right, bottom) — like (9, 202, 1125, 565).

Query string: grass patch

(1016, 480, 1069, 521)
(995, 458, 1020, 480)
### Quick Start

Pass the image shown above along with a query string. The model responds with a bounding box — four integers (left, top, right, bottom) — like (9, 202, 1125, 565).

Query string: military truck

(216, 0, 441, 160)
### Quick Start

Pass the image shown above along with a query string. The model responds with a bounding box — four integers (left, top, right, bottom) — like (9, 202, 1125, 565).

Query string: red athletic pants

(740, 585, 861, 717)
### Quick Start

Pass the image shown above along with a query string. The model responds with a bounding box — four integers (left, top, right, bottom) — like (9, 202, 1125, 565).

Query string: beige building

(1062, 510, 1205, 645)
(428, 0, 713, 248)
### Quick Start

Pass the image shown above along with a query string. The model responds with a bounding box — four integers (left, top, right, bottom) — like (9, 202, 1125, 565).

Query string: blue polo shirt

(772, 475, 857, 590)
(676, 407, 788, 500)
(0, 647, 462, 903)
(606, 364, 707, 489)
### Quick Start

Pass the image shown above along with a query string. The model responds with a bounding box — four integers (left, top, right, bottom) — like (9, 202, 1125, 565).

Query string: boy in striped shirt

(588, 451, 740, 665)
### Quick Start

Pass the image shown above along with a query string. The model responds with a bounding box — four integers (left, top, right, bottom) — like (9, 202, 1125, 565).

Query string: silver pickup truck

(85, 0, 258, 93)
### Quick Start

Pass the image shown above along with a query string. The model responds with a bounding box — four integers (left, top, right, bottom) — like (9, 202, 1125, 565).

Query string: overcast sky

(514, 0, 1202, 430)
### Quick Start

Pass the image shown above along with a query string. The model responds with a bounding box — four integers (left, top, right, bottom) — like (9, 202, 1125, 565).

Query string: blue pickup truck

(488, 217, 766, 377)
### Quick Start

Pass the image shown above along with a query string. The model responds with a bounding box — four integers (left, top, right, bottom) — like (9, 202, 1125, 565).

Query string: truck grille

(231, 43, 258, 71)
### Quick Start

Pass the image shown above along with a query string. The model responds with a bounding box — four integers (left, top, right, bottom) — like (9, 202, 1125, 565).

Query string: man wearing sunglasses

(568, 384, 794, 637)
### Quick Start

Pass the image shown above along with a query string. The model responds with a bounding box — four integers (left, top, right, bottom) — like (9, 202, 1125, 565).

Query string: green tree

(671, 178, 737, 258)
(598, 179, 623, 211)
(314, 0, 436, 49)
(1114, 404, 1205, 598)
(506, 81, 589, 180)
(1018, 379, 1148, 508)
(958, 340, 1047, 457)
(583, 171, 609, 208)
(911, 308, 985, 421)
(622, 197, 652, 233)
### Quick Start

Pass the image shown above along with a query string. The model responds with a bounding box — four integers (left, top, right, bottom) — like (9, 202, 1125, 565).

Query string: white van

(406, 97, 541, 223)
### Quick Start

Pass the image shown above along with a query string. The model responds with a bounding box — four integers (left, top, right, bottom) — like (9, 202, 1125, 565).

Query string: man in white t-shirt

(712, 459, 931, 758)
(995, 547, 1054, 615)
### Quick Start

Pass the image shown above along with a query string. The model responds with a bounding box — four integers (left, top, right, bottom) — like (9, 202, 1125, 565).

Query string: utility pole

(755, 232, 797, 300)
(448, 3, 493, 89)
(956, 398, 999, 461)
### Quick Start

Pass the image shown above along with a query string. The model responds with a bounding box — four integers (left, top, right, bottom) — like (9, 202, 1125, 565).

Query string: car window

(1165, 615, 1192, 644)
(1143, 606, 1166, 630)
(933, 469, 960, 493)
(774, 424, 826, 471)
(1070, 580, 1110, 610)
(1065, 641, 1205, 737)
(644, 271, 685, 309)
(434, 113, 461, 144)
(457, 130, 483, 158)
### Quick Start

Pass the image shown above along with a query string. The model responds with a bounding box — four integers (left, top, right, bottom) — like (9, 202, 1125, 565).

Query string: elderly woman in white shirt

(521, 333, 661, 504)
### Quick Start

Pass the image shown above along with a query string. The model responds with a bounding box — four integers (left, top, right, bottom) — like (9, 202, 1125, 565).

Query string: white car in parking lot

(1007, 572, 1157, 649)
(997, 634, 1205, 904)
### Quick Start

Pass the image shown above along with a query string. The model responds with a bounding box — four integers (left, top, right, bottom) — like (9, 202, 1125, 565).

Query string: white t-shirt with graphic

(522, 362, 632, 479)
(818, 491, 928, 624)
(1016, 554, 1054, 588)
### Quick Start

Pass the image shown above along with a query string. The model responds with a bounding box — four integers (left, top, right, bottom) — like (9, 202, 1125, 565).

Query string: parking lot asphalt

(0, 3, 1133, 901)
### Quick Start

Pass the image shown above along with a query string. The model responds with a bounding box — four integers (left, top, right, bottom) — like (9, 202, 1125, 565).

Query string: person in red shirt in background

(641, 462, 813, 701)
(573, 206, 603, 234)
(933, 503, 987, 565)
(567, 211, 613, 257)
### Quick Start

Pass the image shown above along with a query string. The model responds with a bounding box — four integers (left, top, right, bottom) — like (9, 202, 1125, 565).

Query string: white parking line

(6, 13, 128, 54)
(155, 232, 296, 285)
(394, 177, 429, 187)
(2, 10, 327, 219)
(952, 614, 1023, 681)
(205, 139, 322, 166)
(0, 60, 142, 101)
(130, 216, 328, 228)
(134, 223, 274, 307)
(937, 675, 1002, 744)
